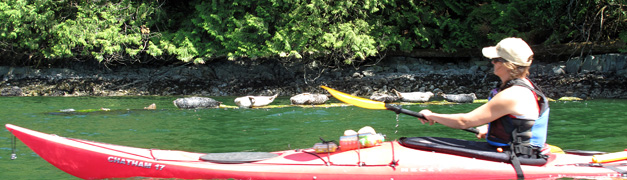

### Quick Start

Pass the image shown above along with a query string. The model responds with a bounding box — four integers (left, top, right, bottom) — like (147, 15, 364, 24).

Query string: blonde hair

(502, 61, 530, 79)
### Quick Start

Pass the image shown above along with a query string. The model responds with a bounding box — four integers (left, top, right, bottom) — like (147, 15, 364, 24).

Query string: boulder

(1, 86, 23, 96)
(290, 93, 329, 105)
(173, 97, 221, 109)
(234, 94, 278, 108)
(565, 57, 582, 74)
(581, 55, 601, 72)
(393, 90, 434, 102)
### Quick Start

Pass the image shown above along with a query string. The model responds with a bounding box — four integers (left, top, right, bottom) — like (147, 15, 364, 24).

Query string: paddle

(321, 85, 479, 134)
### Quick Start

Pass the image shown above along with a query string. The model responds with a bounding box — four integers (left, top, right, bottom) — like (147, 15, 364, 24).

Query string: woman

(418, 37, 550, 160)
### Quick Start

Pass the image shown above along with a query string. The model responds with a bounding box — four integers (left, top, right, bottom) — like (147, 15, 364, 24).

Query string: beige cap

(482, 37, 534, 66)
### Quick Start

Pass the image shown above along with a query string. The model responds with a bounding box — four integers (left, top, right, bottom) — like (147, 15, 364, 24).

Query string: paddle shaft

(384, 104, 479, 134)
(319, 86, 479, 134)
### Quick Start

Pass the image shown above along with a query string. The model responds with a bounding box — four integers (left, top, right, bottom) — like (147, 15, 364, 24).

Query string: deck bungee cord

(11, 132, 17, 160)
(66, 134, 399, 167)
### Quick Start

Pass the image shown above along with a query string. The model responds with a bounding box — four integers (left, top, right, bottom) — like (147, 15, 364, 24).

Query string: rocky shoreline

(1, 53, 626, 99)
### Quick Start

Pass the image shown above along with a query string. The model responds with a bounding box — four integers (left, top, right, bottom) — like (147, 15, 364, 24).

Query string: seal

(290, 93, 329, 105)
(369, 92, 398, 103)
(393, 89, 434, 102)
(234, 94, 278, 108)
(173, 97, 221, 109)
(440, 93, 477, 103)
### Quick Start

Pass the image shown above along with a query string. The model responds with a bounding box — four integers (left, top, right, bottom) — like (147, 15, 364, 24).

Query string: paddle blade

(321, 86, 386, 110)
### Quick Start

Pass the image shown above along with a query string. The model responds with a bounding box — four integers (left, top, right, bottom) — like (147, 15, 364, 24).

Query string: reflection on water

(0, 96, 626, 179)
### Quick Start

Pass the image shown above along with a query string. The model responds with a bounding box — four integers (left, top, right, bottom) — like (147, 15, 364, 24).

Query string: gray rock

(290, 93, 329, 105)
(1, 86, 23, 96)
(581, 55, 600, 72)
(362, 70, 375, 77)
(173, 97, 221, 109)
(565, 57, 582, 74)
(396, 64, 410, 73)
(552, 66, 566, 75)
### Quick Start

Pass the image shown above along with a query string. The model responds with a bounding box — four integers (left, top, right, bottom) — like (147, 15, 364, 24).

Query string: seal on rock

(393, 89, 434, 102)
(173, 97, 222, 109)
(234, 94, 278, 108)
(440, 93, 477, 103)
(290, 93, 329, 105)
(369, 92, 398, 103)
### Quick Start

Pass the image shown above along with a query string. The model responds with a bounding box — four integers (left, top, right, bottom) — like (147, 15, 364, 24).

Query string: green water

(0, 96, 626, 179)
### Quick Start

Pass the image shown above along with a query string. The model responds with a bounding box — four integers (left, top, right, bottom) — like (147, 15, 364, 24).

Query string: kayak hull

(6, 124, 626, 179)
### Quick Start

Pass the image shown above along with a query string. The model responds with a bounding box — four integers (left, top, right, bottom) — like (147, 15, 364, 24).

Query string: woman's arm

(419, 86, 535, 129)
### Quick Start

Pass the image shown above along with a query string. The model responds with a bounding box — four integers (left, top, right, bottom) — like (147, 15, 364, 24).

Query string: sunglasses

(491, 58, 507, 63)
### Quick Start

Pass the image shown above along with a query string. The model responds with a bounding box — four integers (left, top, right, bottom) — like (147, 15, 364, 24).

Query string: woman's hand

(475, 125, 488, 139)
(418, 109, 436, 125)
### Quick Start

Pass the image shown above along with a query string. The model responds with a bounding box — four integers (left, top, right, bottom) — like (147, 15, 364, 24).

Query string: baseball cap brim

(482, 46, 500, 59)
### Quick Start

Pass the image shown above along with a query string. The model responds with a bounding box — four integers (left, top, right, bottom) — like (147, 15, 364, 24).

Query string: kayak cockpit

(398, 137, 549, 165)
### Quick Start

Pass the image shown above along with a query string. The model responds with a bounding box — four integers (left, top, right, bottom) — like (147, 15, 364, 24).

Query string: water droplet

(395, 114, 400, 134)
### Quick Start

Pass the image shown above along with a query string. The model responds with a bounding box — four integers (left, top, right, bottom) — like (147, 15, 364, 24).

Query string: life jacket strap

(507, 128, 525, 179)
(507, 143, 525, 179)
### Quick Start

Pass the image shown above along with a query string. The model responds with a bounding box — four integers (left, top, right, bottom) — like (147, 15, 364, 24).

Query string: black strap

(508, 127, 526, 179)
(319, 137, 337, 146)
(508, 144, 525, 179)
(319, 137, 336, 165)
(501, 79, 547, 98)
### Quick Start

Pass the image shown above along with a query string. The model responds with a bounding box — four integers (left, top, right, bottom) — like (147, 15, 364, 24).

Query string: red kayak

(6, 124, 627, 179)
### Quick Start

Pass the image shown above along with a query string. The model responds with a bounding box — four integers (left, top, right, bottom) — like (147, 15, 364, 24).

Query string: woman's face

(491, 58, 509, 79)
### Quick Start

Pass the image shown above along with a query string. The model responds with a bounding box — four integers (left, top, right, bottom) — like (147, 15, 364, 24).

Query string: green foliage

(0, 0, 625, 66)
(0, 0, 58, 63)
(0, 0, 159, 65)
(620, 32, 627, 53)
(465, 0, 626, 45)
